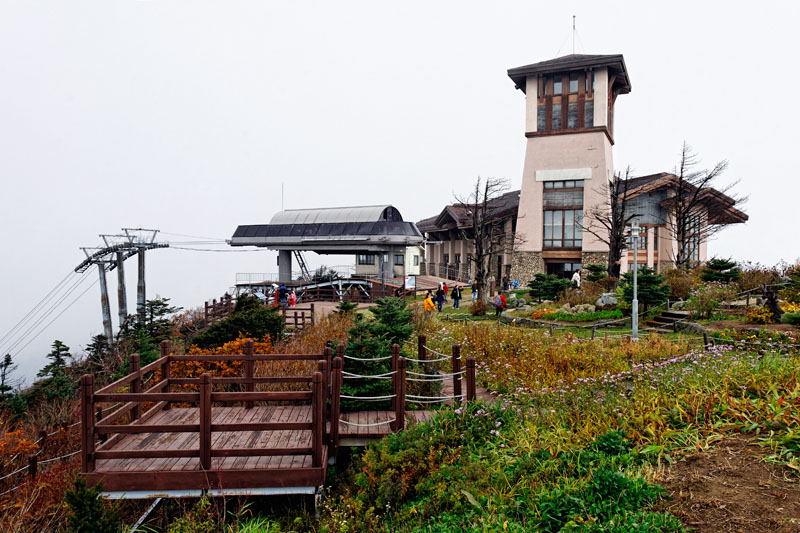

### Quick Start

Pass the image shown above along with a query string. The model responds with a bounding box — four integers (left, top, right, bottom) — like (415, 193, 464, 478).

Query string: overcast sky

(1, 1, 798, 381)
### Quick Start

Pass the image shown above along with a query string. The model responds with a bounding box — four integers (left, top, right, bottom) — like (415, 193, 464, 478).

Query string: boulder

(596, 293, 619, 307)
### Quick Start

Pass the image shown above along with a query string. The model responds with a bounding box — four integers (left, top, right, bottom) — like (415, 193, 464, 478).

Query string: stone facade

(510, 251, 544, 282)
(658, 260, 675, 273)
(581, 251, 609, 269)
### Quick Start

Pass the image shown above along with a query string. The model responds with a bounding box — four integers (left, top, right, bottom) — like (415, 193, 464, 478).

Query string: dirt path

(655, 434, 800, 532)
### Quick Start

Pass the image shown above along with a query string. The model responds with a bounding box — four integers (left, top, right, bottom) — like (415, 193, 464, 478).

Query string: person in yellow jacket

(423, 290, 436, 317)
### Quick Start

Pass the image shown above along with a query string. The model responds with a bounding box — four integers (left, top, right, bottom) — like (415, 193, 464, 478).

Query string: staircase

(645, 310, 690, 332)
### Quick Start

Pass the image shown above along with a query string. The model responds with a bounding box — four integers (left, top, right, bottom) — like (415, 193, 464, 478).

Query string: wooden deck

(81, 339, 477, 499)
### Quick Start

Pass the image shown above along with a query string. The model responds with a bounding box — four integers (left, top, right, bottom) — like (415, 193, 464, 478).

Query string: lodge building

(418, 53, 747, 282)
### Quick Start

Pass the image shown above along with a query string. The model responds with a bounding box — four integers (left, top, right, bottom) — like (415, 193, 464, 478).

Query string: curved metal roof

(269, 205, 403, 225)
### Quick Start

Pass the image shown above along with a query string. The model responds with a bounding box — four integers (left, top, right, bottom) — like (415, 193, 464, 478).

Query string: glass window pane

(537, 105, 546, 131)
(584, 100, 594, 128)
(568, 102, 578, 129)
(552, 104, 562, 130)
(569, 72, 579, 93)
(564, 210, 574, 239)
(553, 181, 563, 189)
(553, 77, 562, 94)
(553, 211, 563, 239)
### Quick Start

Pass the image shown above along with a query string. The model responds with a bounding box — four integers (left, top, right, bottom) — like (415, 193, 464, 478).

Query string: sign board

(404, 275, 416, 290)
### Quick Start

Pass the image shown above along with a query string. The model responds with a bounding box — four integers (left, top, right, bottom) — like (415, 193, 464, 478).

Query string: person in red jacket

(494, 291, 507, 318)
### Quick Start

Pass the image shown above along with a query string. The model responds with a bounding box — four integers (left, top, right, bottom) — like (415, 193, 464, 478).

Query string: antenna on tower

(573, 15, 576, 54)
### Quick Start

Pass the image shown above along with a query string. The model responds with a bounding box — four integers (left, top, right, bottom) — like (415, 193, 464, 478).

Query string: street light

(630, 222, 641, 341)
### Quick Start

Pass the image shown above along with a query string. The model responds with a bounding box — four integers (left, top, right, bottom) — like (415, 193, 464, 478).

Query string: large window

(358, 254, 375, 265)
(552, 104, 562, 130)
(584, 100, 594, 128)
(537, 105, 546, 131)
(544, 209, 583, 248)
(567, 102, 578, 129)
(394, 255, 404, 266)
(569, 72, 579, 93)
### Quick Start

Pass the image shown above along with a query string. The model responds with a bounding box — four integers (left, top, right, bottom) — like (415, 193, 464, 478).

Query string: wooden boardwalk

(80, 339, 476, 499)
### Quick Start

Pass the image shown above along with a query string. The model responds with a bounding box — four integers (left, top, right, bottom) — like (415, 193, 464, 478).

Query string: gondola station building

(418, 53, 747, 282)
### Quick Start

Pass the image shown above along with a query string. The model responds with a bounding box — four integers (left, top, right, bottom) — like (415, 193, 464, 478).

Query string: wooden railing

(81, 340, 340, 476)
(203, 296, 316, 331)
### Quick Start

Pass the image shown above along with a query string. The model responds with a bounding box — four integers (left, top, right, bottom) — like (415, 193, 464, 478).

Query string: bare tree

(454, 177, 522, 303)
(581, 167, 637, 278)
(664, 142, 746, 269)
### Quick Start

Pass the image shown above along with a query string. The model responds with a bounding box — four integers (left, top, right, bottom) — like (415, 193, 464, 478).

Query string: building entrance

(546, 261, 581, 279)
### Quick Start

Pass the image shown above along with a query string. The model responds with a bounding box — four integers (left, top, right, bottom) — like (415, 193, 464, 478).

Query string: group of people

(423, 281, 463, 312)
(423, 281, 508, 318)
(276, 285, 298, 307)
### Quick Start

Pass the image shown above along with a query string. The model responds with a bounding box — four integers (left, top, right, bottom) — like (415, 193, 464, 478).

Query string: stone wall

(581, 251, 609, 269)
(658, 260, 675, 273)
(511, 252, 544, 282)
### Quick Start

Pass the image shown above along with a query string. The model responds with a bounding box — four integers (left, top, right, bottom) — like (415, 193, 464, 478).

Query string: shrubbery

(688, 282, 739, 319)
(620, 267, 670, 311)
(469, 300, 488, 316)
(192, 305, 284, 349)
(529, 274, 572, 302)
(663, 268, 700, 300)
(542, 309, 624, 322)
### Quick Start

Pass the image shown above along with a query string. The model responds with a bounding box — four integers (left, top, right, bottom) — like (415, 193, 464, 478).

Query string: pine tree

(38, 340, 72, 378)
(701, 257, 741, 283)
(340, 298, 413, 412)
(528, 274, 572, 302)
(65, 477, 120, 533)
(620, 267, 671, 312)
(0, 354, 17, 400)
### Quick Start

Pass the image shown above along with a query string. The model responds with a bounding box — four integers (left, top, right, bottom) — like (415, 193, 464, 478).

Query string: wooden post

(703, 331, 709, 346)
(549, 323, 555, 335)
(245, 340, 255, 409)
(301, 311, 306, 330)
(395, 357, 406, 431)
(80, 374, 95, 473)
(317, 359, 328, 442)
(161, 340, 171, 409)
(199, 373, 211, 470)
(130, 353, 141, 421)
(418, 334, 427, 362)
(312, 371, 324, 468)
(391, 344, 400, 412)
(28, 455, 37, 480)
(331, 355, 342, 456)
(466, 357, 476, 402)
(452, 344, 462, 405)
(311, 303, 316, 326)
(591, 327, 596, 340)
(323, 346, 332, 412)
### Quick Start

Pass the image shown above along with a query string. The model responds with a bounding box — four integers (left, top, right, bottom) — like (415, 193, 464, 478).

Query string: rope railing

(338, 418, 396, 427)
(339, 394, 397, 401)
(342, 354, 393, 362)
(342, 370, 397, 380)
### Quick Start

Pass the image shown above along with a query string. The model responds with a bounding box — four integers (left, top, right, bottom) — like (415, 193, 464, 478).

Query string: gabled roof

(507, 53, 631, 94)
(417, 190, 520, 233)
(626, 173, 748, 225)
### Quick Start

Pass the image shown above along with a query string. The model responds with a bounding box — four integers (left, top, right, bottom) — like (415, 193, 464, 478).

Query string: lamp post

(630, 223, 641, 341)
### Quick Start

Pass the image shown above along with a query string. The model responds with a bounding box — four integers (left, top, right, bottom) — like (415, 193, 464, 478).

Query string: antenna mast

(573, 15, 576, 54)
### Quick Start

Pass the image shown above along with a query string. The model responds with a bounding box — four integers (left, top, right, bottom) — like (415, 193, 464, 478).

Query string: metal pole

(97, 264, 113, 345)
(137, 248, 146, 318)
(631, 224, 639, 342)
(116, 251, 127, 328)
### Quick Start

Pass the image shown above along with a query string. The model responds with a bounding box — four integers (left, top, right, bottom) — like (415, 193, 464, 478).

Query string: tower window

(567, 102, 578, 129)
(537, 105, 546, 131)
(569, 72, 579, 93)
(553, 76, 562, 95)
(551, 104, 562, 130)
(584, 100, 594, 128)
